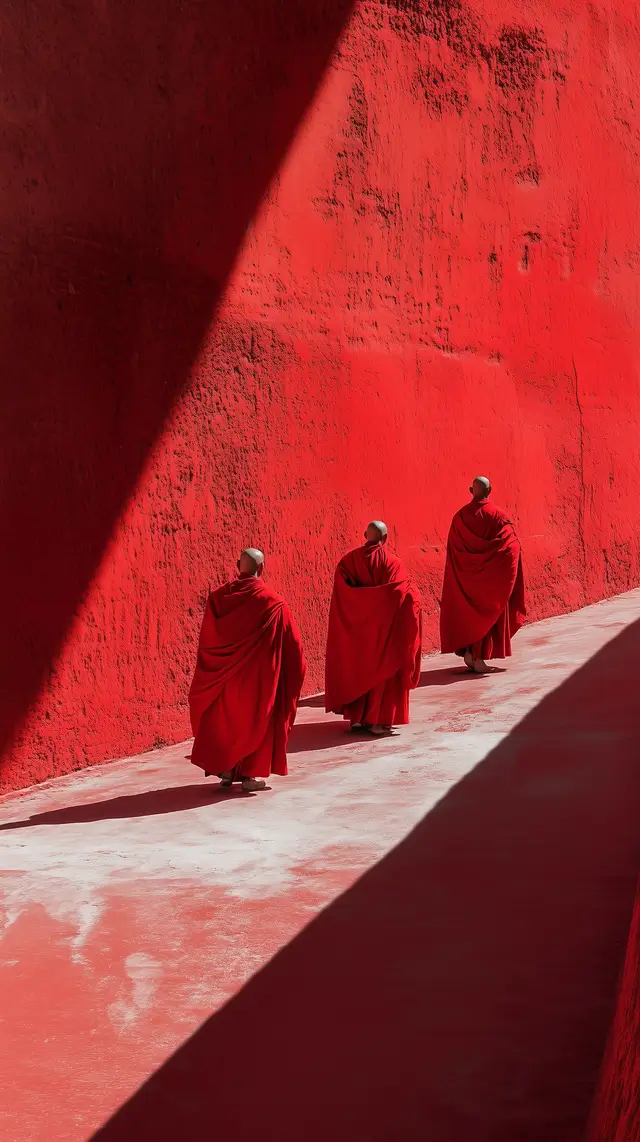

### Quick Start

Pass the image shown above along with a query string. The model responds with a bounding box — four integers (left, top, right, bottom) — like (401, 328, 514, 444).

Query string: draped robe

(325, 542, 422, 727)
(440, 498, 526, 660)
(189, 574, 305, 779)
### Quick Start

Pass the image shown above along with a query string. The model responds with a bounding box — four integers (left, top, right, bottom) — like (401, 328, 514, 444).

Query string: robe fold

(325, 542, 422, 725)
(440, 498, 526, 660)
(189, 574, 306, 779)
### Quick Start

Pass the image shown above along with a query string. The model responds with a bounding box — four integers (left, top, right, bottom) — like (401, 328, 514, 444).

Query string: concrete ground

(1, 592, 639, 1142)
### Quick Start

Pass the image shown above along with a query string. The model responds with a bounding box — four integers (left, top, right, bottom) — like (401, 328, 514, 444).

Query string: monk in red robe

(325, 522, 422, 736)
(440, 477, 526, 673)
(189, 548, 306, 792)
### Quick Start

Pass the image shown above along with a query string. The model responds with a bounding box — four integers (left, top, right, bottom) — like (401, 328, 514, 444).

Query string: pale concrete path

(0, 592, 639, 1141)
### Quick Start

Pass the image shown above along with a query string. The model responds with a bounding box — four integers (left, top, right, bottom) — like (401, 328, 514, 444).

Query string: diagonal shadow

(286, 718, 351, 752)
(419, 666, 483, 686)
(299, 665, 503, 699)
(419, 666, 508, 687)
(298, 666, 502, 701)
(298, 693, 328, 708)
(93, 618, 640, 1141)
(0, 0, 355, 782)
(0, 720, 366, 827)
(0, 783, 224, 827)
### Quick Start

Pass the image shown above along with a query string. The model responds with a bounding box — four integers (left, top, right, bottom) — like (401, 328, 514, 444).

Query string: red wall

(2, 0, 640, 791)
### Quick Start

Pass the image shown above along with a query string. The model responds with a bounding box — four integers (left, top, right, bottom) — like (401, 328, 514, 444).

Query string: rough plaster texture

(2, 0, 640, 788)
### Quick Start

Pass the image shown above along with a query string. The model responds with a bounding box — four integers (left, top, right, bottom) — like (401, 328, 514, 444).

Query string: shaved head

(238, 547, 265, 576)
(365, 520, 388, 544)
(470, 476, 491, 500)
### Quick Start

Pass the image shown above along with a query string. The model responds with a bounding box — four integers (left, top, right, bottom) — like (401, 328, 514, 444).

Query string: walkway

(1, 592, 639, 1141)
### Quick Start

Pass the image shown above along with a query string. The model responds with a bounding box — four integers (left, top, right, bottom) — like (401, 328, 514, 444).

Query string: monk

(440, 477, 526, 673)
(325, 522, 422, 735)
(189, 548, 306, 792)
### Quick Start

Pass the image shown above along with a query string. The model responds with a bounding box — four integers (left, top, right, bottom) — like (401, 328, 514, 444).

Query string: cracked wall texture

(3, 0, 640, 788)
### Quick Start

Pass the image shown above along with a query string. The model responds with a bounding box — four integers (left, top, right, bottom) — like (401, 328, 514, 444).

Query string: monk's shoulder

(340, 544, 365, 565)
(207, 580, 235, 612)
(218, 577, 238, 594)
(337, 546, 364, 579)
(384, 549, 404, 573)
(211, 578, 284, 614)
(256, 581, 287, 610)
(483, 501, 511, 525)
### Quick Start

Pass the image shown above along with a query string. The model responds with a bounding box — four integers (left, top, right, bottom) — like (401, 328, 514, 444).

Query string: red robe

(440, 497, 526, 660)
(189, 574, 306, 780)
(325, 542, 422, 727)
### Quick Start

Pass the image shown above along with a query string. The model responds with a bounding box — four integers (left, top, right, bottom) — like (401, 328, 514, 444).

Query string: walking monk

(189, 548, 306, 792)
(325, 522, 422, 735)
(440, 477, 526, 674)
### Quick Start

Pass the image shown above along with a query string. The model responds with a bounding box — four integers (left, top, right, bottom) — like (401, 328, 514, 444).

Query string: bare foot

(219, 771, 233, 788)
(241, 778, 268, 793)
(473, 659, 499, 674)
(463, 651, 474, 671)
(368, 724, 392, 736)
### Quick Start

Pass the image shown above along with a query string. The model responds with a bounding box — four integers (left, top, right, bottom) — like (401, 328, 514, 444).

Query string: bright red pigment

(325, 539, 422, 723)
(189, 574, 305, 779)
(2, 0, 640, 789)
(440, 496, 526, 658)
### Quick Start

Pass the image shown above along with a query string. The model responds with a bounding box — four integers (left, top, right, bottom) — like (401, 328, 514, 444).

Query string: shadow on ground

(298, 693, 327, 708)
(92, 620, 640, 1141)
(299, 663, 507, 701)
(0, 723, 375, 827)
(0, 783, 224, 827)
(287, 718, 353, 752)
(418, 666, 507, 687)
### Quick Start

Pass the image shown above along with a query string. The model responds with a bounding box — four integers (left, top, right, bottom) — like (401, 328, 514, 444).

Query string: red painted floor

(1, 593, 639, 1142)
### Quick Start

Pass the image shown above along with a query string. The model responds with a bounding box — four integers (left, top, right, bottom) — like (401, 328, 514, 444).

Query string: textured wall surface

(2, 0, 640, 790)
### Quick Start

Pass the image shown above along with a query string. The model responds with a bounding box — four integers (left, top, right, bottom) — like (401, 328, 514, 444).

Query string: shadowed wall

(3, 0, 640, 789)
